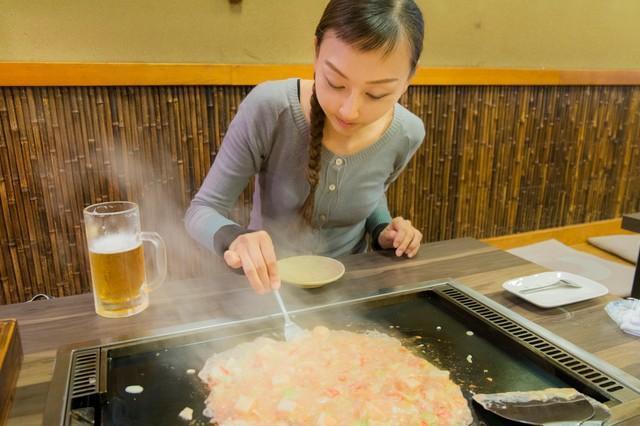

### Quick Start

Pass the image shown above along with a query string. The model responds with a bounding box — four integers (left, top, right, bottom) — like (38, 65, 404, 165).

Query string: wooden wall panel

(0, 85, 639, 304)
(2, 63, 640, 86)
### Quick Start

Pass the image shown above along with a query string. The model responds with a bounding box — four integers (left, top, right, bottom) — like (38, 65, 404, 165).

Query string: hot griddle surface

(100, 290, 590, 425)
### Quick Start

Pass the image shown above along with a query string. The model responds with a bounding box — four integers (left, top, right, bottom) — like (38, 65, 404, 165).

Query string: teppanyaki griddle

(44, 280, 640, 425)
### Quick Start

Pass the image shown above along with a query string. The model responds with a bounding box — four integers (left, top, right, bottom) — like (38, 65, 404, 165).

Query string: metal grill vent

(439, 287, 625, 396)
(70, 349, 99, 398)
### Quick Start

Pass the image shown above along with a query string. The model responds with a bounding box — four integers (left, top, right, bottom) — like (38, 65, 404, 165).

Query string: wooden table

(2, 238, 640, 425)
(622, 212, 640, 299)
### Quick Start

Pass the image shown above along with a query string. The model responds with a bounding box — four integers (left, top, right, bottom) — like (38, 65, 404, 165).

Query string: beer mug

(83, 201, 167, 318)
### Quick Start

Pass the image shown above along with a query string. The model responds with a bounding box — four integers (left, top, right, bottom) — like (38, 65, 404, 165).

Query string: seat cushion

(587, 234, 640, 264)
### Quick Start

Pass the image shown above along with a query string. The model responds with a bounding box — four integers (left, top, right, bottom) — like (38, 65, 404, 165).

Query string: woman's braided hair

(300, 85, 325, 225)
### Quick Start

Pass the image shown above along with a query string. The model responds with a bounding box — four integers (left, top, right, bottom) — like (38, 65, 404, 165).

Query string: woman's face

(314, 30, 413, 136)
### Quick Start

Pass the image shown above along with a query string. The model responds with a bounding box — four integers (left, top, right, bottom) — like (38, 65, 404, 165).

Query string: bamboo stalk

(74, 87, 100, 296)
(50, 88, 78, 294)
(30, 88, 60, 296)
(0, 90, 20, 303)
(13, 88, 48, 298)
(60, 88, 87, 294)
(43, 88, 69, 294)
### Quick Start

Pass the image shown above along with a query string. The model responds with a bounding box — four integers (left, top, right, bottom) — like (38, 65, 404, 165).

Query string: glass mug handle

(140, 231, 167, 291)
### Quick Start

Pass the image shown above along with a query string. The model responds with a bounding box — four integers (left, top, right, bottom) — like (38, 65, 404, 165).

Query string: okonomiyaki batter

(199, 326, 472, 425)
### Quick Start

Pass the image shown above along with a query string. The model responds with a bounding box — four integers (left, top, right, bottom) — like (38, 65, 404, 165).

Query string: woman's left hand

(377, 216, 422, 258)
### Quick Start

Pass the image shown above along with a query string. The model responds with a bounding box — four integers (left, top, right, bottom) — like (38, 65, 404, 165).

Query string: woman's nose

(339, 93, 360, 121)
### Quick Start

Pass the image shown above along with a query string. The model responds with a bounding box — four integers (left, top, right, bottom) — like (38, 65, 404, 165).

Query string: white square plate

(502, 271, 609, 308)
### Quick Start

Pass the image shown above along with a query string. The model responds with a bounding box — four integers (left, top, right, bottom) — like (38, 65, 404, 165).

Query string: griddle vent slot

(439, 287, 626, 397)
(70, 349, 99, 398)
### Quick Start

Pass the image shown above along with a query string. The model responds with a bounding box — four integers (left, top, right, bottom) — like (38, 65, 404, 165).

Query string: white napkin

(605, 298, 640, 337)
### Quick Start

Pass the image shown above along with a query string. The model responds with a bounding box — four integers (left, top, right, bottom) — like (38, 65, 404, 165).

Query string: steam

(66, 139, 395, 367)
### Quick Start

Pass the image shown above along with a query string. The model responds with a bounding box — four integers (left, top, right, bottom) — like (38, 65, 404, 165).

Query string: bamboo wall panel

(0, 85, 639, 304)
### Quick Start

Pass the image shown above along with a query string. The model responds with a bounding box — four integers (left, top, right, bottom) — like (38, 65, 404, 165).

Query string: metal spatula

(273, 289, 304, 341)
(473, 389, 595, 425)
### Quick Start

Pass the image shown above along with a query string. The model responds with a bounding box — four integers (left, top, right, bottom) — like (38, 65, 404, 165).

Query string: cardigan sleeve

(184, 82, 284, 253)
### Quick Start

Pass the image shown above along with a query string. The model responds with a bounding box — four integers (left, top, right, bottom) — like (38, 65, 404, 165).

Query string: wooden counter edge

(0, 320, 23, 426)
(1, 63, 640, 86)
(607, 398, 640, 425)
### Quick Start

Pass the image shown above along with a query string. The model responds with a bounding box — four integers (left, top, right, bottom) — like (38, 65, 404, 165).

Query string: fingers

(406, 229, 423, 258)
(390, 217, 422, 258)
(376, 225, 396, 249)
(223, 250, 242, 269)
(229, 231, 279, 294)
(392, 217, 408, 256)
(247, 242, 271, 293)
(393, 228, 407, 255)
(232, 245, 263, 294)
(259, 235, 281, 290)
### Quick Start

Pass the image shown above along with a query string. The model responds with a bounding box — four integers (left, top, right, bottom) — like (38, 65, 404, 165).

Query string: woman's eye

(367, 93, 388, 100)
(326, 79, 345, 90)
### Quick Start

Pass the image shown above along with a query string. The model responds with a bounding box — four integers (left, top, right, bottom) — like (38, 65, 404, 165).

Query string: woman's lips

(335, 117, 356, 128)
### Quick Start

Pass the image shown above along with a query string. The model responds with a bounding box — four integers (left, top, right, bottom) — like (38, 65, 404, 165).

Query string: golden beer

(88, 234, 148, 317)
(84, 201, 166, 318)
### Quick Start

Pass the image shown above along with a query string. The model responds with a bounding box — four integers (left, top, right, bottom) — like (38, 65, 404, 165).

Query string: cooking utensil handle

(273, 290, 291, 322)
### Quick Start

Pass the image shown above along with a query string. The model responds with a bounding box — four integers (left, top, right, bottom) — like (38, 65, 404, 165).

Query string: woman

(185, 0, 425, 294)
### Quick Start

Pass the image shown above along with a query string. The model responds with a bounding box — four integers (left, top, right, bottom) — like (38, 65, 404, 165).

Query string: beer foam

(90, 234, 141, 254)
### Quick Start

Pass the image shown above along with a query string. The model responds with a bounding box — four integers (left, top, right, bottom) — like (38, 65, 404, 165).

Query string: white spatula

(273, 289, 304, 341)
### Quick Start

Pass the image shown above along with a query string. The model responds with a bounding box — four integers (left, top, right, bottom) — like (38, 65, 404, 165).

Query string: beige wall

(1, 0, 639, 68)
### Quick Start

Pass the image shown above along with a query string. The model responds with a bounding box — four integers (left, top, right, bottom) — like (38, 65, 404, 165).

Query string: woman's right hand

(223, 230, 281, 294)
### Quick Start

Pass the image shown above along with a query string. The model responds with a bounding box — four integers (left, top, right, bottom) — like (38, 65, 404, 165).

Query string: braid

(300, 84, 325, 226)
